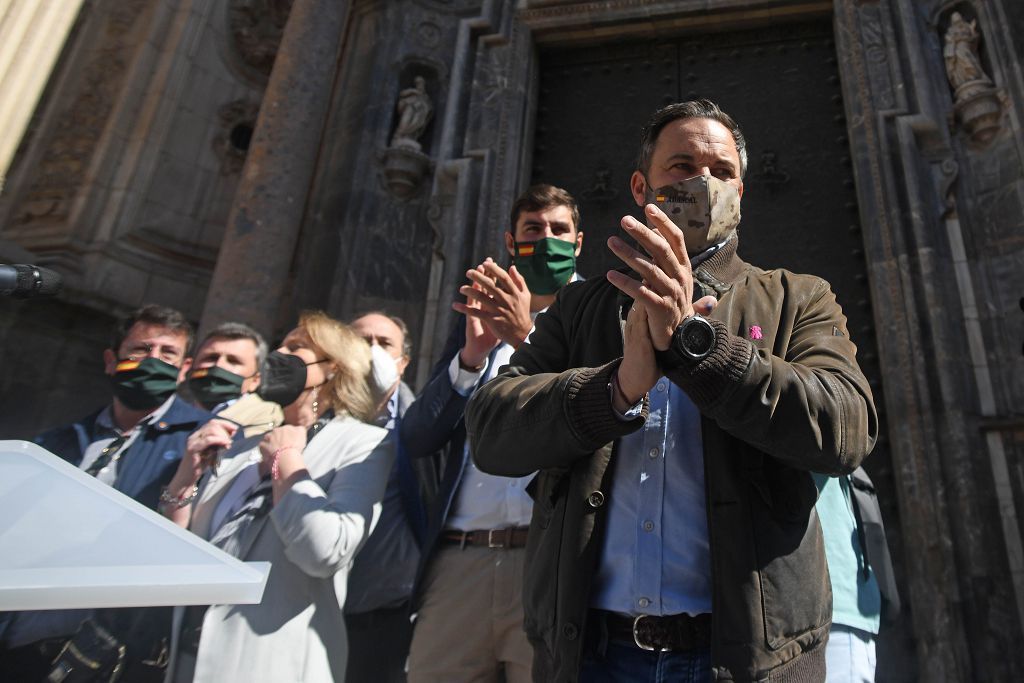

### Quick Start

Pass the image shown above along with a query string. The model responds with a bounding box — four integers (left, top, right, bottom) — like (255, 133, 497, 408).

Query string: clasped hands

(452, 258, 533, 370)
(606, 204, 718, 413)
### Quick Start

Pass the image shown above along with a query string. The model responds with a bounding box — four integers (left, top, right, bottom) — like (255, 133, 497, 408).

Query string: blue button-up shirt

(590, 377, 712, 617)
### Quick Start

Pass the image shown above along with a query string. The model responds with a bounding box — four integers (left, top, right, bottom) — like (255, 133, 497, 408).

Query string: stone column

(0, 0, 85, 193)
(199, 0, 351, 335)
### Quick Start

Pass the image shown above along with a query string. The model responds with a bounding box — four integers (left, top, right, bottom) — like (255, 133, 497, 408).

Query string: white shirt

(78, 394, 176, 485)
(444, 336, 535, 531)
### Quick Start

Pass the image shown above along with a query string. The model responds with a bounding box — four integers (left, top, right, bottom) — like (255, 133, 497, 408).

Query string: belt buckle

(487, 529, 505, 549)
(632, 615, 670, 652)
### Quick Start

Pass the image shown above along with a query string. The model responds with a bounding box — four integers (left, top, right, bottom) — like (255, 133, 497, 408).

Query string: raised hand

(614, 303, 661, 411)
(452, 261, 503, 369)
(606, 204, 706, 350)
(179, 418, 237, 484)
(456, 258, 533, 348)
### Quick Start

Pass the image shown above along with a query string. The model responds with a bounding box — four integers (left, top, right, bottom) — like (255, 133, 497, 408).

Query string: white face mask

(369, 343, 400, 396)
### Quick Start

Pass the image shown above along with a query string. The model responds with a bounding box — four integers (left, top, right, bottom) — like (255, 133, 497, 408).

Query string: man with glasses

(0, 304, 210, 681)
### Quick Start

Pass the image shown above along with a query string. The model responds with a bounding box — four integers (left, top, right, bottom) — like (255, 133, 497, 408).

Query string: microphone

(0, 264, 63, 298)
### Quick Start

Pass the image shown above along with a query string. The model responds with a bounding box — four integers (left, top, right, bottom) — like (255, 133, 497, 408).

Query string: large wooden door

(532, 18, 912, 678)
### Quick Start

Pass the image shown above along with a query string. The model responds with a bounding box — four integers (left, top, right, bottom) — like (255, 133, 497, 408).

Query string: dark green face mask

(513, 237, 578, 295)
(110, 356, 180, 410)
(187, 365, 247, 410)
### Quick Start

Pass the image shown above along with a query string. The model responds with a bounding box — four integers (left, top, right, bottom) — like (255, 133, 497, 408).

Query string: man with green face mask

(1, 304, 211, 682)
(184, 322, 266, 412)
(402, 184, 583, 683)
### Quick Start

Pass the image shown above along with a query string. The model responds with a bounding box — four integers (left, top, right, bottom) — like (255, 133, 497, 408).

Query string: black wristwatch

(655, 314, 716, 370)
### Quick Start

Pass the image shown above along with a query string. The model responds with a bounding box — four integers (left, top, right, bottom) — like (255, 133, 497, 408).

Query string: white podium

(0, 440, 269, 610)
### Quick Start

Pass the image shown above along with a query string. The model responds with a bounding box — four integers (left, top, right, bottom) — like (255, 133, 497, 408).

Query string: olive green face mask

(187, 365, 248, 410)
(110, 356, 180, 410)
(512, 237, 578, 295)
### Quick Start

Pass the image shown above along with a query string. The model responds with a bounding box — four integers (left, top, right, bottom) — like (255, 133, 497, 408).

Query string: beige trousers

(407, 545, 533, 683)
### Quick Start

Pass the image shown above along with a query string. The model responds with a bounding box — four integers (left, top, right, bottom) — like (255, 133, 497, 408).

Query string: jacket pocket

(743, 455, 830, 650)
(522, 470, 568, 652)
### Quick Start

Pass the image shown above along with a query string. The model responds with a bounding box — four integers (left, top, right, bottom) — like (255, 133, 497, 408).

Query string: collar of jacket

(692, 234, 745, 298)
(143, 395, 212, 431)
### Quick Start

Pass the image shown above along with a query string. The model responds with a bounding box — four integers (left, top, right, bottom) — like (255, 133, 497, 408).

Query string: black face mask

(257, 351, 329, 407)
(110, 357, 180, 410)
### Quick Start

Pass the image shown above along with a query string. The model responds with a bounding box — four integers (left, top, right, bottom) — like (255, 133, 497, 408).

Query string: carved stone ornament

(379, 146, 433, 200)
(580, 167, 618, 202)
(754, 151, 791, 193)
(228, 0, 293, 79)
(943, 12, 1002, 145)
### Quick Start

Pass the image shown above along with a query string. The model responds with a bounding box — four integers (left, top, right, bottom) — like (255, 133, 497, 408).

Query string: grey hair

(350, 310, 413, 359)
(196, 322, 268, 369)
(636, 99, 748, 179)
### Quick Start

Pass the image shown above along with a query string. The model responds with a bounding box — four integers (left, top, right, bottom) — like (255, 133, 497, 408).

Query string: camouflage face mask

(645, 174, 742, 255)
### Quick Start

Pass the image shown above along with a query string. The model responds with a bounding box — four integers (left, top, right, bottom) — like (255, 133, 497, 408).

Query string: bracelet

(458, 358, 485, 372)
(159, 484, 198, 509)
(610, 371, 629, 407)
(271, 446, 300, 481)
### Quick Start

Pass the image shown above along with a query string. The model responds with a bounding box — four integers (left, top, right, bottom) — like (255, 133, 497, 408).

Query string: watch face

(681, 317, 714, 357)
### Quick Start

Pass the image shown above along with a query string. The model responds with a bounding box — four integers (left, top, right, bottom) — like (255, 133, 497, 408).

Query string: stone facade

(2, 1, 1023, 679)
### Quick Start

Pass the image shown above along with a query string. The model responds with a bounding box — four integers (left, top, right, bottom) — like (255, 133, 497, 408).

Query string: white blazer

(168, 414, 394, 683)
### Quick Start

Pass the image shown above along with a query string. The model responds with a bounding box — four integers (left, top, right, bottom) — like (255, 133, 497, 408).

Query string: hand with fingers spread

(453, 258, 533, 367)
(606, 203, 717, 350)
(453, 263, 501, 370)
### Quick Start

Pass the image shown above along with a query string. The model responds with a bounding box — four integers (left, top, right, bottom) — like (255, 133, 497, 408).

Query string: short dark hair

(636, 99, 748, 179)
(111, 304, 193, 352)
(509, 184, 581, 235)
(350, 310, 413, 359)
(195, 322, 268, 368)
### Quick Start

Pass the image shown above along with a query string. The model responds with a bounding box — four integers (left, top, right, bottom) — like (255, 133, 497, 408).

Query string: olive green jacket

(465, 239, 877, 682)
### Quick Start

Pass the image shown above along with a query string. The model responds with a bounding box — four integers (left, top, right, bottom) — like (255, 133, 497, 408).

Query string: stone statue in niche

(944, 13, 990, 90)
(391, 76, 433, 151)
(943, 11, 1002, 145)
(380, 77, 435, 199)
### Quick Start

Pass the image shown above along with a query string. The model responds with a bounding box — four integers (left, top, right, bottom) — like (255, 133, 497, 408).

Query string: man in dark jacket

(0, 304, 210, 681)
(345, 311, 428, 683)
(466, 100, 878, 682)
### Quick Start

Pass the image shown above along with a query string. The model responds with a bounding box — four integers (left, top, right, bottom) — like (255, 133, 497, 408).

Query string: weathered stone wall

(0, 0, 284, 434)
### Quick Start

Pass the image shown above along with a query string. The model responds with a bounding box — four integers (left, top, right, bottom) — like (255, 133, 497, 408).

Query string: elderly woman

(160, 311, 394, 683)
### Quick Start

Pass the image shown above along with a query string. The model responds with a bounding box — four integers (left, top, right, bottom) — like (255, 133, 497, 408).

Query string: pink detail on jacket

(749, 325, 763, 340)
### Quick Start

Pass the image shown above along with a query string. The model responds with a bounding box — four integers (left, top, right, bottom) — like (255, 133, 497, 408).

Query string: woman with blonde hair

(161, 311, 394, 682)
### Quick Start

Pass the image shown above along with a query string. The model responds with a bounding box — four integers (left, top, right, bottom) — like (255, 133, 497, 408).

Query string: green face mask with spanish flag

(110, 356, 180, 410)
(513, 237, 577, 295)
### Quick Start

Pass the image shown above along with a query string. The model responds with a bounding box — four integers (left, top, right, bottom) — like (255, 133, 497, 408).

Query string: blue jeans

(580, 638, 711, 683)
(825, 624, 876, 682)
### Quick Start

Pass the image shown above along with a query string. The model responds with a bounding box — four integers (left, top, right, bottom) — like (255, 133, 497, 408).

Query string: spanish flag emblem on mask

(516, 243, 535, 257)
(115, 359, 142, 373)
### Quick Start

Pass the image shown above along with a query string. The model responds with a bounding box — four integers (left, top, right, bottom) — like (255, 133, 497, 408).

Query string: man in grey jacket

(466, 100, 878, 682)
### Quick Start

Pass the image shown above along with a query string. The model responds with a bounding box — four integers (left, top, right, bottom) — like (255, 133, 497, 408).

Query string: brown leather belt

(592, 609, 711, 652)
(441, 526, 529, 549)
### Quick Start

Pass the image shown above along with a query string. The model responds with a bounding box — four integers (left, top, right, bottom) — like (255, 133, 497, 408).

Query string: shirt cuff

(448, 352, 487, 397)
